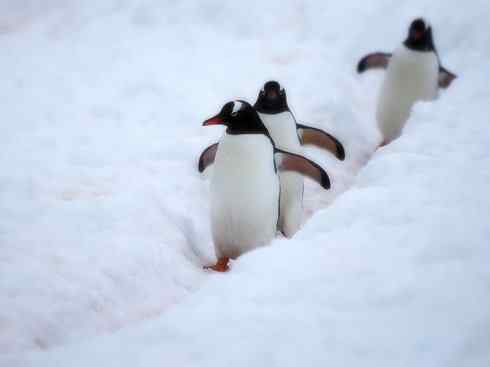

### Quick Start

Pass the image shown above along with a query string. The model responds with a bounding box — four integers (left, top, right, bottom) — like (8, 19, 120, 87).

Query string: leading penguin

(357, 18, 457, 145)
(199, 81, 345, 238)
(202, 100, 330, 272)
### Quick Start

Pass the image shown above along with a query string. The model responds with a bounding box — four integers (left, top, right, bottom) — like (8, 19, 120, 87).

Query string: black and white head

(254, 80, 289, 114)
(203, 100, 269, 135)
(404, 18, 435, 52)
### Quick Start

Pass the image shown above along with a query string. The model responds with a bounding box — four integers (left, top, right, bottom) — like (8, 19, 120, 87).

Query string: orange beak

(203, 115, 225, 126)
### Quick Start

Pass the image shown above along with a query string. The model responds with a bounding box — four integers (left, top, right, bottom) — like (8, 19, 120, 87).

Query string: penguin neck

(254, 97, 290, 114)
(226, 127, 268, 135)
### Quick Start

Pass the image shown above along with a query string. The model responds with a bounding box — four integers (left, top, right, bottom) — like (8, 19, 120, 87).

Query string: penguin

(201, 100, 330, 272)
(198, 81, 345, 238)
(357, 18, 457, 145)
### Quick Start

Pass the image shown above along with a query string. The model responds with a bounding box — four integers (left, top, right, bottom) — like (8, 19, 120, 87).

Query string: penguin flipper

(438, 66, 457, 89)
(198, 143, 219, 173)
(274, 148, 330, 190)
(357, 52, 392, 73)
(296, 123, 345, 160)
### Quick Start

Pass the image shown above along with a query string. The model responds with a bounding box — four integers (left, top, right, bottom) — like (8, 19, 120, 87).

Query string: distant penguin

(199, 81, 345, 238)
(201, 100, 330, 272)
(357, 18, 457, 145)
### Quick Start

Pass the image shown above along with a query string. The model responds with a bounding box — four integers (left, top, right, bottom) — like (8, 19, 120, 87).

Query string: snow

(1, 0, 489, 366)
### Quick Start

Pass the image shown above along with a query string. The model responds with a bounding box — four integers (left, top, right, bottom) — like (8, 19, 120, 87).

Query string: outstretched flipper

(297, 123, 345, 160)
(357, 52, 392, 73)
(198, 143, 219, 173)
(438, 66, 457, 89)
(274, 148, 330, 190)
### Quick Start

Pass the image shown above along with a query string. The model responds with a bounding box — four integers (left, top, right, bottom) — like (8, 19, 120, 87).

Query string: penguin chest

(377, 46, 438, 142)
(259, 112, 302, 153)
(259, 112, 304, 236)
(210, 134, 279, 257)
(384, 46, 439, 103)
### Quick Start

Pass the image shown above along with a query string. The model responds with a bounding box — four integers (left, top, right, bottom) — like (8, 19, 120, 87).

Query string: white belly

(210, 133, 279, 259)
(259, 111, 303, 237)
(377, 45, 439, 143)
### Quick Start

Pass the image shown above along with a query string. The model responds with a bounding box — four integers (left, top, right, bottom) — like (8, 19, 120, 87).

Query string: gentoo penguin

(201, 100, 330, 272)
(357, 18, 457, 145)
(199, 81, 345, 238)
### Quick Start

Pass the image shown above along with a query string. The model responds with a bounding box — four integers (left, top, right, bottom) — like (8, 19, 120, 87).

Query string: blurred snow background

(0, 0, 489, 366)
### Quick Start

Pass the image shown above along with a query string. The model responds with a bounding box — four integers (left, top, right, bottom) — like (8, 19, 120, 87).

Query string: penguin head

(203, 100, 269, 135)
(254, 80, 289, 114)
(404, 18, 435, 52)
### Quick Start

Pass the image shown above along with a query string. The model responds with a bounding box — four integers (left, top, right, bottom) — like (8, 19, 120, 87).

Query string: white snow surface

(1, 0, 490, 366)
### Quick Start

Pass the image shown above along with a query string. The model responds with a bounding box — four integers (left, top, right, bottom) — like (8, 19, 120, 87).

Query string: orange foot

(204, 257, 230, 272)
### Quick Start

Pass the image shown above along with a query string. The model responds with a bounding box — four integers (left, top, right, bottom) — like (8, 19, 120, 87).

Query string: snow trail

(0, 0, 378, 353)
(1, 1, 489, 366)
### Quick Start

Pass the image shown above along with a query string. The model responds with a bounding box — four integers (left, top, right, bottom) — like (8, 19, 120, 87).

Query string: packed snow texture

(1, 0, 489, 366)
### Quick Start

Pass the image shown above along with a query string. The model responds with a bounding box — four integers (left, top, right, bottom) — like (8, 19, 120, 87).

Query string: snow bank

(1, 0, 489, 366)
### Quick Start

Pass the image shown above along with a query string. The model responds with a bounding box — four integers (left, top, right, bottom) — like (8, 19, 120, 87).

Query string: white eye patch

(231, 101, 243, 115)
